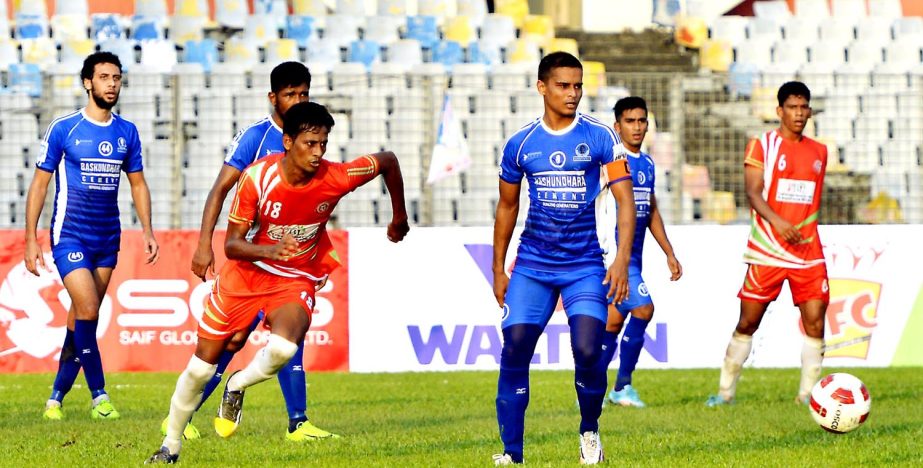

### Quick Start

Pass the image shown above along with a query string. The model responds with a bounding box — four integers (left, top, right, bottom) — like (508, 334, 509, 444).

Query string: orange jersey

(228, 152, 379, 279)
(743, 130, 827, 268)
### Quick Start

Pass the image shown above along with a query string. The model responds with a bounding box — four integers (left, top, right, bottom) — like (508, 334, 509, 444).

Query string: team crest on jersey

(549, 151, 567, 168)
(117, 137, 128, 153)
(574, 142, 591, 162)
(638, 282, 649, 297)
(813, 160, 823, 173)
(316, 201, 330, 214)
(98, 141, 113, 157)
(637, 171, 646, 185)
(266, 223, 320, 242)
(501, 304, 511, 321)
(67, 252, 84, 263)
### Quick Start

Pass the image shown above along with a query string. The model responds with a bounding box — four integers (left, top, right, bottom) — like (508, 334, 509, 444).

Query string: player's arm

(24, 168, 53, 276)
(191, 165, 243, 280)
(744, 164, 801, 244)
(648, 193, 681, 281)
(492, 180, 520, 307)
(371, 151, 409, 243)
(126, 170, 160, 264)
(607, 174, 635, 303)
(224, 218, 298, 262)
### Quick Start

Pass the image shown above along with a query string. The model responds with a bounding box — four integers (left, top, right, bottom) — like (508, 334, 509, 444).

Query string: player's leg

(279, 338, 337, 441)
(599, 303, 626, 377)
(611, 303, 654, 408)
(708, 265, 781, 406)
(495, 269, 558, 464)
(792, 265, 830, 403)
(150, 336, 229, 463)
(44, 307, 80, 420)
(561, 270, 608, 464)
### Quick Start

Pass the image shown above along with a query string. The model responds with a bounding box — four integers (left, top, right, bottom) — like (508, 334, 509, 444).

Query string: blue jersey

(36, 109, 143, 248)
(499, 113, 629, 272)
(224, 115, 284, 171)
(616, 150, 656, 269)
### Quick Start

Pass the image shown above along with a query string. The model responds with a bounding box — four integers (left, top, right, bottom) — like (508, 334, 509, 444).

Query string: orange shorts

(198, 260, 316, 341)
(738, 263, 829, 305)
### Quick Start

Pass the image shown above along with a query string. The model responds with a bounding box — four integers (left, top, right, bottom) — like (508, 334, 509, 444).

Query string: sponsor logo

(266, 223, 320, 243)
(75, 139, 92, 146)
(98, 141, 113, 156)
(515, 387, 527, 394)
(822, 278, 880, 359)
(117, 137, 127, 153)
(574, 142, 591, 162)
(813, 160, 823, 173)
(638, 282, 649, 297)
(67, 252, 84, 263)
(316, 202, 330, 214)
(549, 151, 566, 168)
(523, 151, 542, 161)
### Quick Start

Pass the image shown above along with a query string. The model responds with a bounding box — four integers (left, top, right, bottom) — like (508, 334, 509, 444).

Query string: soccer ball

(808, 373, 871, 433)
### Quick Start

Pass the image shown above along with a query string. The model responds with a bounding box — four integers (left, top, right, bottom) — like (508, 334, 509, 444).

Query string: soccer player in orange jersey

(147, 102, 409, 463)
(706, 81, 828, 407)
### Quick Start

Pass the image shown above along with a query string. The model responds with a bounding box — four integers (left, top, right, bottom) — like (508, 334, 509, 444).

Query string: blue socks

(50, 328, 81, 402)
(496, 324, 542, 464)
(599, 330, 619, 372)
(74, 319, 106, 398)
(616, 316, 650, 391)
(570, 315, 606, 434)
(278, 340, 307, 431)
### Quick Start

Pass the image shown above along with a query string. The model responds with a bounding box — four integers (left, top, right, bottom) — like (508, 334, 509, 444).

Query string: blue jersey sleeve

(123, 124, 144, 173)
(36, 119, 67, 173)
(498, 137, 524, 184)
(224, 127, 259, 172)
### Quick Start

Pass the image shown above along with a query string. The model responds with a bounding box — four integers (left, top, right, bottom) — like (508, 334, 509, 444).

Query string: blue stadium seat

(348, 39, 382, 68)
(92, 14, 124, 41)
(184, 39, 218, 72)
(131, 16, 164, 41)
(285, 15, 316, 47)
(8, 63, 43, 97)
(14, 14, 48, 39)
(728, 61, 758, 97)
(468, 40, 502, 65)
(433, 40, 464, 69)
(406, 15, 439, 49)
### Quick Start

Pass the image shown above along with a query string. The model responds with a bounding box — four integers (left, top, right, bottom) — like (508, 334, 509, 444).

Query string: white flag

(426, 95, 471, 184)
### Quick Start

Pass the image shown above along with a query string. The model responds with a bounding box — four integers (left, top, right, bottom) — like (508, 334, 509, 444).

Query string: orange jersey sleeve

(743, 138, 765, 169)
(228, 164, 260, 225)
(335, 154, 381, 192)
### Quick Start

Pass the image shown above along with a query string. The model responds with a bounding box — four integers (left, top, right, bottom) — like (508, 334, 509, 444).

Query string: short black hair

(283, 101, 334, 138)
(613, 96, 648, 121)
(537, 51, 582, 82)
(270, 61, 312, 93)
(80, 51, 122, 82)
(777, 81, 811, 106)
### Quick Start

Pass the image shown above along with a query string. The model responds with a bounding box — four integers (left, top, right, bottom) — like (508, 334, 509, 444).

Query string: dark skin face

(776, 95, 811, 141)
(83, 62, 122, 110)
(281, 126, 329, 185)
(270, 83, 310, 119)
(537, 66, 583, 127)
(614, 108, 648, 153)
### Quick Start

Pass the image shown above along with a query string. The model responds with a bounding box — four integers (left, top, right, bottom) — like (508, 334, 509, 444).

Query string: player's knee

(185, 356, 218, 382)
(735, 318, 759, 336)
(632, 304, 654, 321)
(802, 320, 824, 339)
(72, 300, 101, 320)
(266, 335, 299, 367)
(225, 330, 250, 353)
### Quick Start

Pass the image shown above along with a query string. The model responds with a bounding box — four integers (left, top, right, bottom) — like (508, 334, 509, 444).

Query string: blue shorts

(501, 266, 608, 328)
(612, 268, 653, 316)
(52, 240, 118, 280)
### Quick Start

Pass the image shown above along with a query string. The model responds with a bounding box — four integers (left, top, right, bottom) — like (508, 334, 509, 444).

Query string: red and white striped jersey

(743, 130, 827, 268)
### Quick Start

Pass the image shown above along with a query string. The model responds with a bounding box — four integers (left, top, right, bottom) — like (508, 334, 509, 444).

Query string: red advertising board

(0, 230, 349, 373)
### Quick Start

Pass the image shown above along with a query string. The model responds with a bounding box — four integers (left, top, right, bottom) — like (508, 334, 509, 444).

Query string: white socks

(228, 334, 298, 392)
(799, 337, 824, 399)
(163, 355, 217, 455)
(718, 331, 753, 401)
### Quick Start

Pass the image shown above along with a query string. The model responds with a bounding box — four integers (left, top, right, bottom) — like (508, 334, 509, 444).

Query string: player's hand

(268, 233, 299, 261)
(24, 239, 48, 277)
(315, 276, 328, 291)
(493, 270, 510, 308)
(143, 231, 160, 265)
(386, 216, 410, 243)
(191, 243, 215, 281)
(772, 219, 802, 244)
(667, 255, 683, 281)
(603, 259, 630, 304)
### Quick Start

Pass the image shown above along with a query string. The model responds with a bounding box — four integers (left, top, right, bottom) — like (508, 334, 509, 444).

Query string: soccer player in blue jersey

(24, 51, 160, 421)
(491, 52, 636, 465)
(167, 61, 335, 442)
(599, 97, 682, 408)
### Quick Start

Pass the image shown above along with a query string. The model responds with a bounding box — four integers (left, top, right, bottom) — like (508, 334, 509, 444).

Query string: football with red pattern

(809, 373, 871, 433)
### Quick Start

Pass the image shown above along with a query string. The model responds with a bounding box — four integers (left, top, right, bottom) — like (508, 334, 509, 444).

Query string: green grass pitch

(0, 368, 920, 467)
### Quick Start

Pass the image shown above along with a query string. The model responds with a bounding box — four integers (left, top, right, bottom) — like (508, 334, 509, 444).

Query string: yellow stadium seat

(546, 37, 579, 57)
(443, 16, 476, 44)
(506, 39, 540, 64)
(21, 38, 56, 69)
(495, 0, 529, 28)
(293, 0, 327, 16)
(703, 191, 737, 224)
(266, 39, 299, 63)
(750, 86, 778, 121)
(682, 164, 711, 199)
(858, 192, 904, 224)
(175, 0, 207, 16)
(699, 39, 732, 72)
(674, 16, 707, 49)
(582, 60, 606, 97)
(522, 15, 554, 47)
